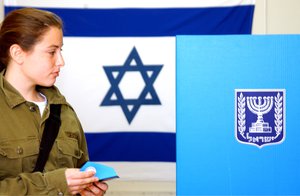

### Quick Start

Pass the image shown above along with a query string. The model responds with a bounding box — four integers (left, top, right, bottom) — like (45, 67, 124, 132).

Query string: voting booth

(176, 35, 300, 195)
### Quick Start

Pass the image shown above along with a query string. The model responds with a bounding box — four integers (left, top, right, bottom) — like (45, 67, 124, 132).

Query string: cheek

(38, 59, 56, 71)
(30, 64, 52, 77)
(26, 56, 55, 74)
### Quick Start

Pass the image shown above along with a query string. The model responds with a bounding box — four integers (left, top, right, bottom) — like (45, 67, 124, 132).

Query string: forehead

(35, 27, 63, 48)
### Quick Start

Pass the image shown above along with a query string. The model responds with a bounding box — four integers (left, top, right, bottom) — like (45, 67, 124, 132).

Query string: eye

(49, 51, 56, 55)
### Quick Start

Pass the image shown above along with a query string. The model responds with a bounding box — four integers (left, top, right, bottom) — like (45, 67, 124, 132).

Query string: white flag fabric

(4, 0, 255, 181)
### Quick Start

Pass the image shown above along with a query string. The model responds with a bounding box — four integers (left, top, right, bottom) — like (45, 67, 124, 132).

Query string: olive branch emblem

(274, 92, 283, 138)
(237, 93, 246, 139)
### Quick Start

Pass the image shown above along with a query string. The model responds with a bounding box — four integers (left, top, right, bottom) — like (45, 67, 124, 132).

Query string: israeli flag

(4, 0, 255, 181)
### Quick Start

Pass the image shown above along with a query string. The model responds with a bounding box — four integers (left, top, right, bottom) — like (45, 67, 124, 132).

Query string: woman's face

(21, 27, 64, 87)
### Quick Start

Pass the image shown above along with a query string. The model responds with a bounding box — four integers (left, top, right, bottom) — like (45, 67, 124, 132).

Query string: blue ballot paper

(80, 161, 119, 181)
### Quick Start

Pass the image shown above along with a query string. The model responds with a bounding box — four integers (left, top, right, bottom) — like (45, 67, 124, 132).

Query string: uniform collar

(0, 70, 26, 108)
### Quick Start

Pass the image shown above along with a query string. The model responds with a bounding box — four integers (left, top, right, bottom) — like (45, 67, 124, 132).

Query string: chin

(39, 80, 56, 87)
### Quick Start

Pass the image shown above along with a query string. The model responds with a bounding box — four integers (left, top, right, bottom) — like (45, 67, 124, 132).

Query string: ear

(9, 44, 25, 65)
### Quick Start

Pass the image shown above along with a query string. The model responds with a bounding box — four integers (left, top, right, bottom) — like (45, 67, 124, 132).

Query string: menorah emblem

(236, 89, 285, 148)
(246, 96, 274, 133)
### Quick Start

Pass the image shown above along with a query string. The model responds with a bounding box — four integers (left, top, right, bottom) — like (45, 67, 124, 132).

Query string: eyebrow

(47, 44, 63, 49)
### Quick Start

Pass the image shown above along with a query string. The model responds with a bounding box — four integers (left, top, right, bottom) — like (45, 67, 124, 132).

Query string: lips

(52, 71, 60, 77)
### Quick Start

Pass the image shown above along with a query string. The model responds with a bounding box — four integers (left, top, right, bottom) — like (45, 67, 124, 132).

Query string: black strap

(33, 104, 61, 172)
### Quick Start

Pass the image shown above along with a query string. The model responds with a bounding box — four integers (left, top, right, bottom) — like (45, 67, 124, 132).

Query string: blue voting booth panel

(176, 35, 300, 195)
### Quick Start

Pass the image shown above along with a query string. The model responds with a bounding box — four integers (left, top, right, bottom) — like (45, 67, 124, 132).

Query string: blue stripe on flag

(5, 6, 255, 36)
(85, 132, 176, 162)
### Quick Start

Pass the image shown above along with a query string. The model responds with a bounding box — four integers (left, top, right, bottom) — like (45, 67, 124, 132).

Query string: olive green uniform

(0, 71, 89, 195)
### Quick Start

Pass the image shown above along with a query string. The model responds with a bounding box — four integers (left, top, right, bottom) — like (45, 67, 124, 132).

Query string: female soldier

(0, 8, 108, 195)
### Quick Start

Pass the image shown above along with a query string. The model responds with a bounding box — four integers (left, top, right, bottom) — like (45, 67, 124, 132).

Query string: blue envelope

(80, 161, 119, 181)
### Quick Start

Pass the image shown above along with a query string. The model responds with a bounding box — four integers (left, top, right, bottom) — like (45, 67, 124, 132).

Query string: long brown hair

(0, 8, 63, 71)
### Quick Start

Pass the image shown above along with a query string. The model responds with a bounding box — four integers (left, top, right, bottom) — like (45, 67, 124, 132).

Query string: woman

(0, 8, 108, 195)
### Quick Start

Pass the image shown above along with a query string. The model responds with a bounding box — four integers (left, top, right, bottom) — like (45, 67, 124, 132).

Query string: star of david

(100, 47, 163, 124)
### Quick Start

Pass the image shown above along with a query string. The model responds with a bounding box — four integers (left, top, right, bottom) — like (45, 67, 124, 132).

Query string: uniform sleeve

(0, 168, 69, 195)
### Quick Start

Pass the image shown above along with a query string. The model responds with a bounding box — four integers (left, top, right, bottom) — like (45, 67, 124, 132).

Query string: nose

(56, 51, 65, 67)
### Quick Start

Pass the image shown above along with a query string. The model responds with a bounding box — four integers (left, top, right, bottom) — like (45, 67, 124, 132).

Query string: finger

(93, 181, 108, 192)
(80, 189, 95, 196)
(87, 184, 102, 195)
(66, 168, 96, 179)
(69, 183, 93, 194)
(67, 176, 99, 187)
(72, 170, 97, 179)
(66, 170, 99, 186)
(67, 176, 99, 194)
(70, 182, 91, 190)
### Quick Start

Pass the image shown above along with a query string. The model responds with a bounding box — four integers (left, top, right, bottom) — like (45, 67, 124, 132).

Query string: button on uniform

(29, 105, 36, 112)
(75, 150, 80, 157)
(16, 146, 23, 155)
(57, 191, 64, 196)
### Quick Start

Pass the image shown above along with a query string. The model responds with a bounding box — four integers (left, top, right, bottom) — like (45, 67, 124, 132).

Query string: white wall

(0, 1, 3, 20)
(252, 0, 300, 34)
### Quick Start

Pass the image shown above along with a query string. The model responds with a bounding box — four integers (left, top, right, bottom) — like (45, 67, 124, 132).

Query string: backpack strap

(33, 104, 61, 172)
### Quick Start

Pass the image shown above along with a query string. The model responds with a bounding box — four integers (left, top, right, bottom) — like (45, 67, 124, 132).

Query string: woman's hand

(80, 181, 108, 196)
(65, 168, 99, 195)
